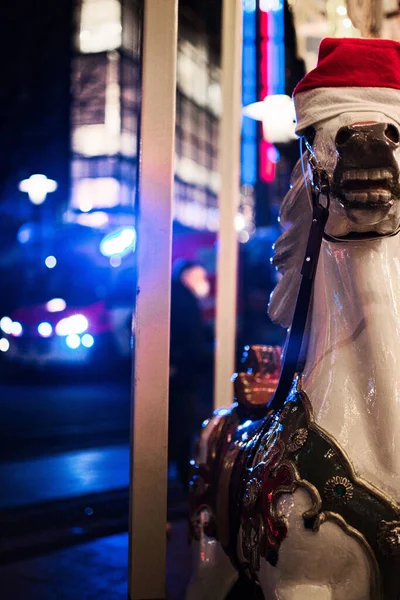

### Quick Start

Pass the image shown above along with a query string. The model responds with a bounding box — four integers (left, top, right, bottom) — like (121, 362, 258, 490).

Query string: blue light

(215, 407, 230, 417)
(241, 4, 257, 186)
(38, 322, 53, 337)
(81, 334, 94, 348)
(241, 141, 257, 185)
(100, 227, 136, 258)
(242, 0, 256, 11)
(45, 255, 57, 269)
(66, 334, 81, 349)
(237, 419, 253, 431)
(267, 1, 285, 96)
(110, 256, 121, 268)
(17, 224, 33, 244)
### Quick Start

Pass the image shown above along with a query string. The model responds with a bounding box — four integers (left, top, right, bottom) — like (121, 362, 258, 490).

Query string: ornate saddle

(189, 346, 400, 600)
(232, 345, 282, 415)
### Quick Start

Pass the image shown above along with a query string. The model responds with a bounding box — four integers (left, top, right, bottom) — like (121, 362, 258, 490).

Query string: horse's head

(294, 38, 400, 239)
(269, 37, 400, 327)
(305, 117, 400, 238)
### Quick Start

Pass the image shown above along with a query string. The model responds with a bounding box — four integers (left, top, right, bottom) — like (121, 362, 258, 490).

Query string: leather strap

(267, 150, 330, 412)
(324, 226, 400, 243)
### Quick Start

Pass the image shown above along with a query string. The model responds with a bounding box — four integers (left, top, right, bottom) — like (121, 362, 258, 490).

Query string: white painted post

(214, 0, 243, 409)
(128, 1, 178, 599)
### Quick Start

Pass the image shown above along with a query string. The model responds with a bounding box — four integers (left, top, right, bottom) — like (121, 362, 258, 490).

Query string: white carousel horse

(187, 110, 400, 600)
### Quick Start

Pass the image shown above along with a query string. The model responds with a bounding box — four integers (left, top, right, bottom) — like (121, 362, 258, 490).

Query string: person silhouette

(168, 259, 213, 490)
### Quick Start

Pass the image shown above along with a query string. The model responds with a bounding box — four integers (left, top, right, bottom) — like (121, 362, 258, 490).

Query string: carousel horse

(187, 38, 400, 600)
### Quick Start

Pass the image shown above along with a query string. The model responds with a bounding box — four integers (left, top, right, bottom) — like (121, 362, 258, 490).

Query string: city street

(0, 375, 131, 462)
(0, 370, 186, 565)
(0, 521, 192, 600)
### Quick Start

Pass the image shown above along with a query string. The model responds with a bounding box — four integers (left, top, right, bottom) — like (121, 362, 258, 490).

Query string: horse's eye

(303, 126, 315, 146)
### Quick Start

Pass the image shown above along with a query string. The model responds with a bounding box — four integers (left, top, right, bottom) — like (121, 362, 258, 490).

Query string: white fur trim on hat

(294, 87, 400, 135)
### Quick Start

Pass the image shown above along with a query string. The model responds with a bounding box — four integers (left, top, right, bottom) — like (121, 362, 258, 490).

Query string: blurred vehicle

(0, 218, 221, 370)
(0, 263, 131, 369)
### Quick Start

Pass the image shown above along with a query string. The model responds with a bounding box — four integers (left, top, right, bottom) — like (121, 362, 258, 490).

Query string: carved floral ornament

(287, 427, 308, 453)
(243, 477, 262, 511)
(242, 475, 265, 574)
(324, 476, 354, 505)
(377, 519, 400, 557)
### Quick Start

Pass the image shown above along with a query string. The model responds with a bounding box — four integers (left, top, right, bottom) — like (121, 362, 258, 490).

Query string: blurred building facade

(70, 0, 141, 225)
(70, 0, 235, 235)
(0, 0, 302, 241)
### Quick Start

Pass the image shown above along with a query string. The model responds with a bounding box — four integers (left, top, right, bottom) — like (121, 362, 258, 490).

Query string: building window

(72, 52, 121, 157)
(177, 40, 221, 115)
(71, 177, 121, 210)
(79, 0, 122, 54)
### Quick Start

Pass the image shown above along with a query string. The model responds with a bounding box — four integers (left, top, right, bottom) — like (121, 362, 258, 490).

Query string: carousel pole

(214, 0, 243, 409)
(128, 0, 177, 598)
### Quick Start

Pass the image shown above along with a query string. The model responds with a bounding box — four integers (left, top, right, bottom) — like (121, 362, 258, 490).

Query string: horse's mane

(268, 154, 312, 328)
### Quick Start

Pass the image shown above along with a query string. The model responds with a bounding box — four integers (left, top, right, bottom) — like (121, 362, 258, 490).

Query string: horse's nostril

(385, 124, 400, 144)
(335, 127, 354, 147)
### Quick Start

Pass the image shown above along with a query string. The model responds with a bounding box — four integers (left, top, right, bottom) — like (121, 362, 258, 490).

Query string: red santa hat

(293, 38, 400, 135)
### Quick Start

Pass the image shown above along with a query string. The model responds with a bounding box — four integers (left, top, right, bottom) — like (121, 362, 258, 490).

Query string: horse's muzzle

(333, 123, 400, 209)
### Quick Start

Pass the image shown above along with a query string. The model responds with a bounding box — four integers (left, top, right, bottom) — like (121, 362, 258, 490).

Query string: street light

(19, 174, 58, 205)
(242, 94, 297, 144)
(19, 174, 58, 273)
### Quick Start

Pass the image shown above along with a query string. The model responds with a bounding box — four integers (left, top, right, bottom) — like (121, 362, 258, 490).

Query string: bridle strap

(267, 138, 400, 412)
(267, 151, 330, 412)
(324, 226, 400, 243)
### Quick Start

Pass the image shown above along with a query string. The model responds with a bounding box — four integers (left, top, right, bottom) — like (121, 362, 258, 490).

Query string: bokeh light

(0, 338, 10, 352)
(82, 334, 94, 348)
(11, 321, 23, 337)
(38, 322, 53, 337)
(45, 256, 57, 269)
(0, 317, 12, 334)
(66, 334, 81, 349)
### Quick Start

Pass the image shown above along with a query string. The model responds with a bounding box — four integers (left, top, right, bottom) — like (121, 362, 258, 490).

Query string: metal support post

(128, 1, 178, 598)
(214, 0, 243, 409)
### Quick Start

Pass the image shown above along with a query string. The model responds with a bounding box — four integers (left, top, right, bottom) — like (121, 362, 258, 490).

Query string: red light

(259, 9, 268, 37)
(260, 140, 276, 183)
(259, 11, 268, 100)
(259, 45, 268, 100)
(258, 10, 275, 181)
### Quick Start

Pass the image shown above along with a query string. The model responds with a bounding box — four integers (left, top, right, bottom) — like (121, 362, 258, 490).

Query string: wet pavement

(0, 444, 129, 509)
(0, 380, 130, 462)
(0, 442, 186, 564)
(0, 521, 192, 600)
(0, 376, 191, 593)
